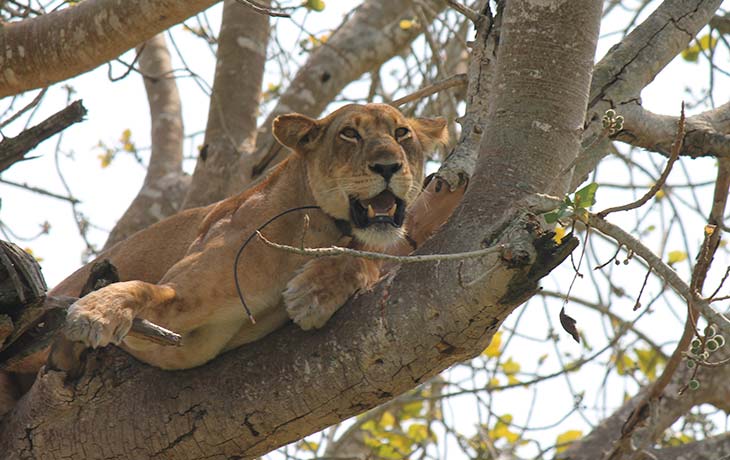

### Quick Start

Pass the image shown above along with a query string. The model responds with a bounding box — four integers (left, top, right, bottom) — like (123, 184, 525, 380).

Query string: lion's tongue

(361, 191, 396, 215)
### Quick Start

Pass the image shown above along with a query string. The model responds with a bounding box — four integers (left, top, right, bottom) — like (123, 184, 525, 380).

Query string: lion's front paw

(64, 290, 135, 348)
(284, 278, 343, 331)
(284, 256, 379, 330)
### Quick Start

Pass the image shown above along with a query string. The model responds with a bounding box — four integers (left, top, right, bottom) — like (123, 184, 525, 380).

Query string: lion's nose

(368, 162, 402, 182)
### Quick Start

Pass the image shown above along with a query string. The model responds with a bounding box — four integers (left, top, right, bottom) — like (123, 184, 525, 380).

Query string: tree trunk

(103, 34, 188, 249)
(181, 0, 270, 209)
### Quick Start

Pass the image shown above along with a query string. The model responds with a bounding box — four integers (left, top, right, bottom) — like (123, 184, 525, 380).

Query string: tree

(0, 0, 729, 459)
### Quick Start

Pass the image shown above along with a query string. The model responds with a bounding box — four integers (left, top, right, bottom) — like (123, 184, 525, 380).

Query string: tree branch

(571, 0, 724, 190)
(181, 0, 270, 209)
(0, 100, 86, 173)
(103, 34, 188, 249)
(614, 101, 730, 159)
(0, 0, 220, 98)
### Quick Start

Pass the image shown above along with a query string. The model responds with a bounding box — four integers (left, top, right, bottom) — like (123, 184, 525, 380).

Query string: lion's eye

(339, 127, 360, 142)
(395, 127, 411, 141)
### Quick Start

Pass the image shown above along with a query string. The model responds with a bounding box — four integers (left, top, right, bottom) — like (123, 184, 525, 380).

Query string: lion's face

(273, 104, 448, 248)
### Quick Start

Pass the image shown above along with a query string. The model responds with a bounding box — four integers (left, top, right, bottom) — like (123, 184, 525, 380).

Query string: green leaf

(544, 211, 560, 224)
(573, 182, 598, 209)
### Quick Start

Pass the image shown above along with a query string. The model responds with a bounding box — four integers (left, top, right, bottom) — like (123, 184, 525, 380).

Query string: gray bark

(0, 0, 220, 98)
(181, 0, 270, 209)
(104, 34, 188, 249)
(571, 0, 724, 190)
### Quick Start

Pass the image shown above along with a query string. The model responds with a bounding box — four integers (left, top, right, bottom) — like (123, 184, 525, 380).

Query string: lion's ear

(410, 117, 449, 154)
(273, 114, 320, 151)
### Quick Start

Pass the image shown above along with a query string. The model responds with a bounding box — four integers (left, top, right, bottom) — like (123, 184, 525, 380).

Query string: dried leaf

(560, 307, 580, 343)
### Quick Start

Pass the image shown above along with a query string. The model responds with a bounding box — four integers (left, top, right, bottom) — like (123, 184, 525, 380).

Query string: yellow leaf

(501, 357, 520, 375)
(635, 347, 665, 381)
(303, 0, 325, 11)
(483, 331, 502, 358)
(705, 224, 716, 236)
(655, 188, 665, 200)
(681, 34, 718, 62)
(399, 19, 414, 30)
(507, 375, 521, 385)
(553, 225, 566, 244)
(407, 423, 429, 443)
(556, 430, 582, 453)
(667, 250, 687, 265)
(23, 247, 44, 263)
(401, 400, 423, 418)
(380, 411, 395, 429)
(97, 151, 113, 168)
(488, 377, 501, 389)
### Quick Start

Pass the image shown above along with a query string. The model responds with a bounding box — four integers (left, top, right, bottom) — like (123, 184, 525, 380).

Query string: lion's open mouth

(349, 190, 406, 229)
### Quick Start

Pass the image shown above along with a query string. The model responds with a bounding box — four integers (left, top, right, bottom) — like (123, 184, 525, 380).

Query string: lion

(20, 103, 447, 374)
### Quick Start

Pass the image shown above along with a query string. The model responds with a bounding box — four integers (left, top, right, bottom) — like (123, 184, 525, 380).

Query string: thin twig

(0, 178, 80, 204)
(234, 0, 291, 17)
(587, 214, 730, 331)
(598, 103, 685, 218)
(390, 74, 467, 107)
(446, 0, 480, 23)
(632, 266, 652, 311)
(0, 88, 47, 129)
(256, 231, 504, 263)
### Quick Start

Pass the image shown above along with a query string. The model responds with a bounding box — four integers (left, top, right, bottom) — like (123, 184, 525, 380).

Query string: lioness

(38, 103, 448, 371)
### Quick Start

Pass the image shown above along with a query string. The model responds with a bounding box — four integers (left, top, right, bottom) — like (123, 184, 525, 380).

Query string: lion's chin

(351, 225, 405, 250)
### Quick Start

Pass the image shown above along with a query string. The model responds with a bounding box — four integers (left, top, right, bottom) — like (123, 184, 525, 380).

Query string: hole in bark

(320, 72, 331, 83)
(199, 144, 209, 162)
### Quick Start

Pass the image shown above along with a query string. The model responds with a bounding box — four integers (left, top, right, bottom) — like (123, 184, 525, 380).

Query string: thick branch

(181, 0, 270, 209)
(0, 0, 220, 98)
(0, 100, 86, 173)
(104, 34, 188, 249)
(571, 0, 723, 190)
(614, 101, 730, 159)
(649, 433, 730, 460)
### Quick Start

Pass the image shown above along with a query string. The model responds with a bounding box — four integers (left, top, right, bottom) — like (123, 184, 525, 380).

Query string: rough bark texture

(0, 0, 602, 457)
(181, 0, 270, 209)
(613, 101, 730, 159)
(103, 34, 188, 249)
(0, 101, 86, 173)
(571, 0, 723, 190)
(0, 0, 220, 98)
(236, 0, 448, 190)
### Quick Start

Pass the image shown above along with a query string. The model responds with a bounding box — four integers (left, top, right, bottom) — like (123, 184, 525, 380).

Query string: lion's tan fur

(36, 104, 447, 371)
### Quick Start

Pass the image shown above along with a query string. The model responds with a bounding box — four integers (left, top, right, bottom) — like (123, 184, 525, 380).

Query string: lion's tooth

(367, 204, 375, 219)
(387, 204, 397, 217)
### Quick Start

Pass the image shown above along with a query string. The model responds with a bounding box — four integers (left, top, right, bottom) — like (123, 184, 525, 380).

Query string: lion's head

(273, 103, 447, 248)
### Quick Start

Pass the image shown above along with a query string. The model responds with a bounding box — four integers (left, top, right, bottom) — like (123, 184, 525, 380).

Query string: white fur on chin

(352, 225, 405, 250)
